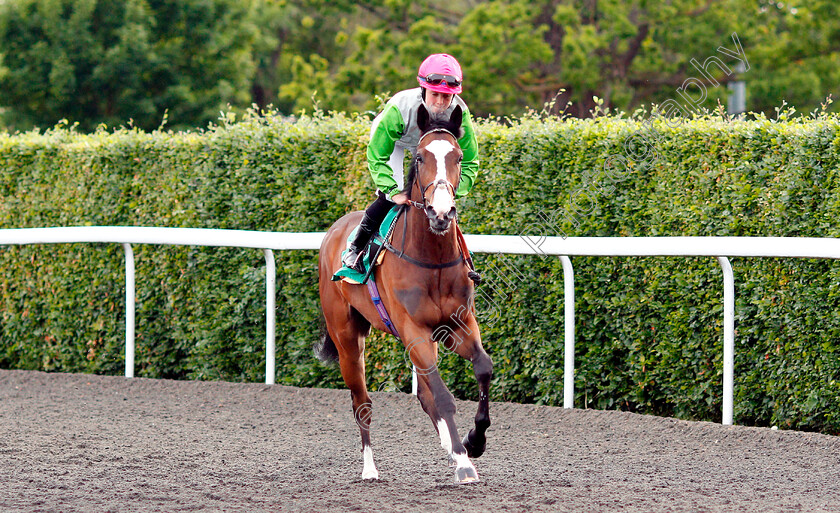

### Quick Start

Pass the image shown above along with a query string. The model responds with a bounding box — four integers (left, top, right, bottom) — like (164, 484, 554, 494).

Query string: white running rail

(3, 227, 840, 425)
(0, 227, 323, 386)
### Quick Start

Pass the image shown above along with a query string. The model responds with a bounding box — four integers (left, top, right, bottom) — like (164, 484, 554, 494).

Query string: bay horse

(317, 104, 493, 483)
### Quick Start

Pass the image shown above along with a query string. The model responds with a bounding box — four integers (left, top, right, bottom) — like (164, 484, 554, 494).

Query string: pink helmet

(417, 53, 463, 94)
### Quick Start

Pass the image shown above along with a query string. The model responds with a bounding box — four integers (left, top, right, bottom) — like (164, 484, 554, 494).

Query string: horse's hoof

(462, 432, 486, 458)
(454, 465, 480, 484)
(361, 469, 380, 480)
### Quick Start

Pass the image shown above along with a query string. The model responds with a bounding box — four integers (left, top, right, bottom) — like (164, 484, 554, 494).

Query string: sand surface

(1, 369, 838, 512)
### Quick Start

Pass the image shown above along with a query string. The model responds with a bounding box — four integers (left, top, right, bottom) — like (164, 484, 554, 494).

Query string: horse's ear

(449, 105, 463, 131)
(417, 104, 430, 132)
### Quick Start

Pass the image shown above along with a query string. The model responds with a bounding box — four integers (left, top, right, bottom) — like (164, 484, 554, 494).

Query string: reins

(384, 128, 464, 270)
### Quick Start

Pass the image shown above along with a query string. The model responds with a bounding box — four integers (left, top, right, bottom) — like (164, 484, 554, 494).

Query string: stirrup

(343, 247, 366, 273)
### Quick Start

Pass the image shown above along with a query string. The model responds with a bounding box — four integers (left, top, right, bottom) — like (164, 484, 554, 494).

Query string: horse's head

(409, 103, 463, 235)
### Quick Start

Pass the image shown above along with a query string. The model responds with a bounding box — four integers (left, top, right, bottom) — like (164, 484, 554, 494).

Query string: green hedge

(2, 110, 840, 434)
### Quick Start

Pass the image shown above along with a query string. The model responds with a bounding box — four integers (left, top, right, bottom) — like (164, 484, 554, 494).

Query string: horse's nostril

(446, 207, 457, 220)
(430, 217, 451, 233)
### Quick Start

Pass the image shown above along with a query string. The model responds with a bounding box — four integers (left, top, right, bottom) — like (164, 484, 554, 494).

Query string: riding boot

(343, 193, 395, 273)
(343, 213, 380, 272)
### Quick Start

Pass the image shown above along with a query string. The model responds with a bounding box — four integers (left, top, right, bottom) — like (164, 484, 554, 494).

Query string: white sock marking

(437, 418, 478, 478)
(452, 452, 475, 471)
(437, 418, 453, 454)
(361, 446, 379, 480)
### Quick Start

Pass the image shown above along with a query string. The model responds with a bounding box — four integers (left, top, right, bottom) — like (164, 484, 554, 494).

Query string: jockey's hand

(391, 192, 410, 205)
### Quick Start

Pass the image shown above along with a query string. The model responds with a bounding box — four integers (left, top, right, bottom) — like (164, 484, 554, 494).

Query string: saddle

(331, 206, 403, 285)
(331, 206, 481, 286)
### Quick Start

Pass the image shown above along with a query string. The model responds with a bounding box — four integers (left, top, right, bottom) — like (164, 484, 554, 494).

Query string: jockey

(342, 53, 479, 273)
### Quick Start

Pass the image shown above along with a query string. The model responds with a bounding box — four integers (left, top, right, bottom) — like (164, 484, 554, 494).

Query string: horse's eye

(416, 155, 424, 164)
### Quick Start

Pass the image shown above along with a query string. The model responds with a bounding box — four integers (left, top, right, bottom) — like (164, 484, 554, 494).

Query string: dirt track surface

(1, 369, 839, 512)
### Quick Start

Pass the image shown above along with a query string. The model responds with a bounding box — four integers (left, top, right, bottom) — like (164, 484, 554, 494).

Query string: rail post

(264, 249, 276, 385)
(123, 243, 135, 378)
(559, 256, 575, 409)
(717, 256, 735, 425)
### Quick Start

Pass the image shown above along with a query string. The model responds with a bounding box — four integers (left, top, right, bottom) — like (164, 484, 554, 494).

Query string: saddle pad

(331, 206, 402, 284)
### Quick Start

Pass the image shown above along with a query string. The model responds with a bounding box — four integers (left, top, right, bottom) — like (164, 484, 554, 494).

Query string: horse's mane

(401, 110, 464, 196)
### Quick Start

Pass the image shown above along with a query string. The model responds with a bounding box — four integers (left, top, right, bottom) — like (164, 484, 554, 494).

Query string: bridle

(406, 128, 459, 213)
(382, 128, 464, 270)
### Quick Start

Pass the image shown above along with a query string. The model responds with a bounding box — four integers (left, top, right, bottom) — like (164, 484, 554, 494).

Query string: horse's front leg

(404, 329, 480, 483)
(442, 316, 493, 458)
(462, 345, 492, 458)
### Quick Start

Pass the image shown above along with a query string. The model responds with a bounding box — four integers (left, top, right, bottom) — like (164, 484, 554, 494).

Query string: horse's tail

(314, 314, 339, 364)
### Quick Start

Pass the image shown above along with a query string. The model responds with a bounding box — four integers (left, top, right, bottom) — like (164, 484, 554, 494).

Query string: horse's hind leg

(327, 300, 379, 479)
(339, 345, 378, 480)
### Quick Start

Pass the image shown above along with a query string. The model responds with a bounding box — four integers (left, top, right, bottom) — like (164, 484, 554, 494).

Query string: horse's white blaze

(361, 446, 379, 480)
(424, 139, 454, 182)
(431, 186, 454, 217)
(424, 139, 456, 217)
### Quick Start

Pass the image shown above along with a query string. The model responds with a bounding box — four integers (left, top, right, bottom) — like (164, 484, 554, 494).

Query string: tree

(247, 0, 361, 114)
(1, 0, 836, 131)
(0, 0, 260, 132)
(271, 0, 838, 119)
(737, 0, 840, 116)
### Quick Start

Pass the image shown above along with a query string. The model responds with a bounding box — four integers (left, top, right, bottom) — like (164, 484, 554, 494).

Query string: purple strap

(366, 277, 400, 339)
